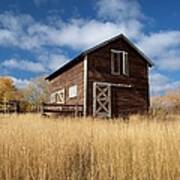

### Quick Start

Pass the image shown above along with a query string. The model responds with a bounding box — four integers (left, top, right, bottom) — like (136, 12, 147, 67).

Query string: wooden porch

(41, 103, 83, 117)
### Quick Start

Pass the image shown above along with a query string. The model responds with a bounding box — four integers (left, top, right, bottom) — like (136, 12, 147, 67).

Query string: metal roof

(46, 34, 154, 80)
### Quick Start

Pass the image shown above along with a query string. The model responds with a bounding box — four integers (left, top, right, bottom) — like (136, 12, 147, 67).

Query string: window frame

(50, 88, 65, 104)
(111, 49, 121, 75)
(111, 49, 129, 76)
(122, 51, 129, 76)
(68, 85, 78, 98)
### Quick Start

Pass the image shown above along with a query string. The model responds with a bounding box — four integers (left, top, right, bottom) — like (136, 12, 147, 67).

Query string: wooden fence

(42, 103, 83, 117)
(0, 101, 20, 114)
(0, 101, 84, 116)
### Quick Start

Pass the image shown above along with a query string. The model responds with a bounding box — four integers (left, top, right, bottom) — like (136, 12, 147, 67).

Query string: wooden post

(4, 98, 6, 114)
(12, 102, 14, 113)
(7, 101, 9, 114)
(41, 102, 45, 115)
(75, 105, 78, 117)
(15, 101, 20, 114)
(75, 105, 77, 117)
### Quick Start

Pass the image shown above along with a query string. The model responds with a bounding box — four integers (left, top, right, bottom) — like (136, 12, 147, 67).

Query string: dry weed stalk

(0, 114, 179, 180)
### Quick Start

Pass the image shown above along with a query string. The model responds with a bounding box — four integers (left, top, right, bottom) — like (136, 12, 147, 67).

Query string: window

(111, 49, 129, 76)
(69, 85, 77, 98)
(50, 89, 65, 104)
(123, 52, 129, 76)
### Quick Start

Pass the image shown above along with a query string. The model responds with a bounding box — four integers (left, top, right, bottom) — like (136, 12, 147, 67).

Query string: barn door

(93, 82, 112, 118)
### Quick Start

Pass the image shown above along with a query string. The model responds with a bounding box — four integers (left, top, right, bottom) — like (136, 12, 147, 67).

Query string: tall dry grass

(0, 114, 179, 180)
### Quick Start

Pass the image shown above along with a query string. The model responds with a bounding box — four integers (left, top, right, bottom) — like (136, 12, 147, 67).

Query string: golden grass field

(0, 114, 179, 180)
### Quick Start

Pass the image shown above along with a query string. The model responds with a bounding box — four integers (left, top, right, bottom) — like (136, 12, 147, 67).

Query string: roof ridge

(46, 34, 153, 80)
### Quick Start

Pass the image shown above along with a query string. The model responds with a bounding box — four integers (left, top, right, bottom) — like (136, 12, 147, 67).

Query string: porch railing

(42, 103, 83, 117)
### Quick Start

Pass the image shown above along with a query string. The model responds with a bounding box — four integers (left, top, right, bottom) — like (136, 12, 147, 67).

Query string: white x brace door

(93, 82, 112, 118)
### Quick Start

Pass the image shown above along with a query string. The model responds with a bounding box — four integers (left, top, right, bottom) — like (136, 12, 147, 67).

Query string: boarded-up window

(111, 49, 129, 76)
(51, 89, 65, 104)
(69, 85, 77, 98)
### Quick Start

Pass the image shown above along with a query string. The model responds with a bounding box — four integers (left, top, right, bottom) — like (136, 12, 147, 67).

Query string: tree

(0, 77, 21, 101)
(151, 88, 180, 113)
(22, 77, 50, 108)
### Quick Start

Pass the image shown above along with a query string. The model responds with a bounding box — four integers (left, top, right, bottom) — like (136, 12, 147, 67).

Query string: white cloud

(7, 76, 30, 88)
(1, 52, 70, 73)
(0, 12, 41, 50)
(53, 19, 143, 50)
(0, 12, 144, 77)
(38, 53, 70, 71)
(0, 12, 143, 51)
(0, 29, 17, 46)
(96, 0, 142, 22)
(0, 12, 32, 31)
(138, 31, 180, 57)
(150, 72, 180, 96)
(0, 4, 143, 77)
(2, 59, 45, 73)
(158, 50, 180, 71)
(48, 54, 69, 71)
(0, 75, 30, 88)
(0, 0, 179, 96)
(138, 31, 180, 71)
(3, 76, 30, 88)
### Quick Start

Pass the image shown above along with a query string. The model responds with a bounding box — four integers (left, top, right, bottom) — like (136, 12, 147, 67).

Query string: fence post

(4, 99, 6, 114)
(15, 101, 20, 114)
(41, 102, 45, 115)
(75, 105, 78, 117)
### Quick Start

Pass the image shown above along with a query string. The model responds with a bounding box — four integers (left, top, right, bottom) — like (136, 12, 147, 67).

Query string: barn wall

(87, 38, 149, 116)
(48, 59, 84, 105)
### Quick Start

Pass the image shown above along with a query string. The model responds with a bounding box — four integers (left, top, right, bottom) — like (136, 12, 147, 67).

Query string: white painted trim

(111, 49, 129, 76)
(51, 88, 65, 104)
(94, 81, 132, 88)
(111, 49, 125, 53)
(147, 64, 150, 107)
(122, 52, 129, 76)
(108, 85, 112, 118)
(83, 55, 88, 117)
(93, 82, 112, 118)
(93, 82, 96, 117)
(111, 51, 121, 75)
(68, 85, 77, 98)
(93, 81, 132, 118)
(123, 52, 125, 75)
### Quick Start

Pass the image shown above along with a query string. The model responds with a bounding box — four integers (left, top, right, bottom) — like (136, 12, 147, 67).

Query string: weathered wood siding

(49, 59, 84, 105)
(87, 38, 149, 116)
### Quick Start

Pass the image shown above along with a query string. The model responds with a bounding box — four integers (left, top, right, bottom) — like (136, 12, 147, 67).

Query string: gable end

(46, 34, 154, 81)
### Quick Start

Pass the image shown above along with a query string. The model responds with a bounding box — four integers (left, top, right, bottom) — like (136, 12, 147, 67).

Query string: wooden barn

(45, 34, 153, 118)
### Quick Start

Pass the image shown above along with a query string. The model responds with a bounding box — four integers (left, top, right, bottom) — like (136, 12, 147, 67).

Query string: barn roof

(46, 34, 154, 80)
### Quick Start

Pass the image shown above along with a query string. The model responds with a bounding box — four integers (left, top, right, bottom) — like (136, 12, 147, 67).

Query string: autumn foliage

(0, 77, 22, 101)
(0, 76, 49, 112)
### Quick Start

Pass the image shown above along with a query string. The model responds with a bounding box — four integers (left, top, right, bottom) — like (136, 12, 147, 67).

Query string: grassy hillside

(0, 114, 179, 180)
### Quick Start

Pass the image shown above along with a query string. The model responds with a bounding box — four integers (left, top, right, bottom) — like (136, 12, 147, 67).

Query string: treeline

(0, 76, 49, 112)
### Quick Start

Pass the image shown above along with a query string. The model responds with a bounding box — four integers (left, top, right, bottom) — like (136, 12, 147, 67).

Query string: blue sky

(0, 0, 179, 95)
